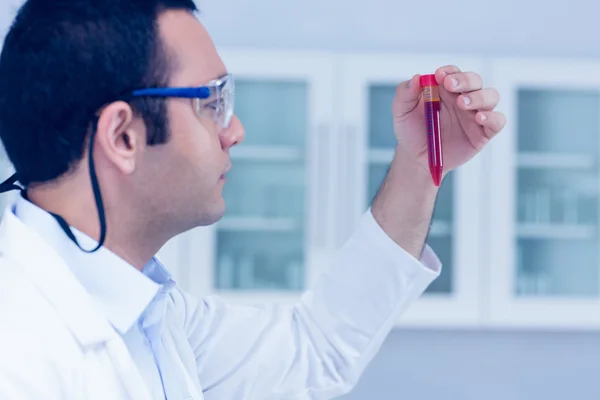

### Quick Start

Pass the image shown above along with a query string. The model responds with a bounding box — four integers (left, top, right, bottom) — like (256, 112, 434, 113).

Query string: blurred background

(3, 0, 600, 399)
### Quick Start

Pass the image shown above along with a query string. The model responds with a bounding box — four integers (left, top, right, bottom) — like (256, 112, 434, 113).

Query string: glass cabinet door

(186, 51, 336, 303)
(341, 54, 485, 327)
(515, 89, 599, 298)
(216, 79, 308, 292)
(489, 59, 600, 328)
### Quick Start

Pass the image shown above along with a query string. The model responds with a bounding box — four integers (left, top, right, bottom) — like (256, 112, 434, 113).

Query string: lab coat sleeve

(183, 209, 441, 400)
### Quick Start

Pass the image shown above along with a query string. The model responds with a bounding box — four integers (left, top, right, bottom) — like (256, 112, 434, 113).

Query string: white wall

(3, 1, 598, 59)
(200, 0, 600, 59)
(340, 328, 600, 399)
(0, 1, 18, 36)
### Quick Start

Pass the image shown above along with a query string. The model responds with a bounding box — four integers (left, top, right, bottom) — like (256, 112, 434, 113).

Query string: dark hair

(0, 0, 198, 186)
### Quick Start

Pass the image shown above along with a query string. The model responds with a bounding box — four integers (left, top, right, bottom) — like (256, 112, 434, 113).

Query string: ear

(95, 102, 142, 175)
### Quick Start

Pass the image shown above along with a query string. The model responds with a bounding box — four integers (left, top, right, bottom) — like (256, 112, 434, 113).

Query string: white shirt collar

(13, 194, 172, 334)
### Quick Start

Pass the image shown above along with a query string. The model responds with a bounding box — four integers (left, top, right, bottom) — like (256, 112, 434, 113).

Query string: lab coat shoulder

(0, 254, 84, 399)
(0, 212, 150, 400)
(173, 209, 441, 400)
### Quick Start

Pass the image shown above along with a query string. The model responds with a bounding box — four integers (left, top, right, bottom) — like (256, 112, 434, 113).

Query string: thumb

(392, 74, 422, 119)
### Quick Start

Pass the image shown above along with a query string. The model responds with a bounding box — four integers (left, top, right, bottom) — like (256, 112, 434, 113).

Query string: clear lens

(192, 74, 235, 129)
(220, 75, 235, 128)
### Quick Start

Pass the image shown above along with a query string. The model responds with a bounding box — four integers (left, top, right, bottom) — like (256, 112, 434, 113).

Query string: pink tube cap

(420, 74, 438, 87)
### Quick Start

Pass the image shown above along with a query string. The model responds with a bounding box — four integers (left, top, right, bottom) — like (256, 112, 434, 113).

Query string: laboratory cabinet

(2, 47, 598, 331)
(175, 51, 600, 330)
(487, 58, 600, 329)
(177, 49, 488, 328)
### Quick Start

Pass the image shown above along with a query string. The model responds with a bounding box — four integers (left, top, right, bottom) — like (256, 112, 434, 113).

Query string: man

(0, 0, 504, 399)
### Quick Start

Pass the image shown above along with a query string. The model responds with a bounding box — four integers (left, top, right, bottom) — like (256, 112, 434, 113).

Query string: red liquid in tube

(420, 74, 443, 186)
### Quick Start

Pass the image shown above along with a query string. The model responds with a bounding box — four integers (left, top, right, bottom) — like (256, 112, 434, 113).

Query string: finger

(477, 111, 506, 139)
(392, 74, 421, 117)
(435, 65, 461, 84)
(457, 88, 500, 111)
(443, 71, 483, 93)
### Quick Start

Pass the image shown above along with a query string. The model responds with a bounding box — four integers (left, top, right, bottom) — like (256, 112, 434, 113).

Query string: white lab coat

(0, 206, 440, 399)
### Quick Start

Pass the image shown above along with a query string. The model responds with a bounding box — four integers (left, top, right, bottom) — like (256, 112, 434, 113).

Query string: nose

(220, 115, 245, 149)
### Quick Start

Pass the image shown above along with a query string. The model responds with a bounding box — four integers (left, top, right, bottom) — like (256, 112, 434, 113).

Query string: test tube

(420, 74, 443, 186)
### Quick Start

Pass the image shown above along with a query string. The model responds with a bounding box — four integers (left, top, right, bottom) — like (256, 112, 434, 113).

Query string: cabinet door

(340, 54, 486, 327)
(489, 58, 600, 329)
(185, 50, 336, 304)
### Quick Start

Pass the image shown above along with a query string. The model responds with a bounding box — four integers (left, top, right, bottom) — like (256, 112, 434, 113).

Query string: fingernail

(451, 77, 459, 88)
(480, 113, 487, 121)
(463, 96, 471, 106)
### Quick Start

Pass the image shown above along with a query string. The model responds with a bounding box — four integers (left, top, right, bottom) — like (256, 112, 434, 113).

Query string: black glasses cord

(0, 118, 107, 253)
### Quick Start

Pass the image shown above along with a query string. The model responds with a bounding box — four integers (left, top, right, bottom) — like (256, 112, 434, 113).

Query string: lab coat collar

(12, 196, 167, 335)
(9, 195, 167, 335)
(0, 207, 118, 347)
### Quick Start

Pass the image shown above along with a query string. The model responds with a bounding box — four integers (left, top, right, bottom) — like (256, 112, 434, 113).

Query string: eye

(205, 100, 219, 110)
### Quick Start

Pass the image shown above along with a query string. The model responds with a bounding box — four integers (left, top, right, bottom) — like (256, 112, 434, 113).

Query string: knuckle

(462, 71, 481, 88)
(465, 92, 483, 108)
(440, 64, 460, 73)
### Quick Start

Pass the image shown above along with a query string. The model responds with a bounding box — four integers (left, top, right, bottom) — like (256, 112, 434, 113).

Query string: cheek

(167, 104, 224, 177)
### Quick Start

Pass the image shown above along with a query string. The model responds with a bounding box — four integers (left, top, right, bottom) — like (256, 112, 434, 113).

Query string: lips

(221, 162, 232, 179)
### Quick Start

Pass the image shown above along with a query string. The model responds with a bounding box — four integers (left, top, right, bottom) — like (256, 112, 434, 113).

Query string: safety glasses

(131, 73, 235, 129)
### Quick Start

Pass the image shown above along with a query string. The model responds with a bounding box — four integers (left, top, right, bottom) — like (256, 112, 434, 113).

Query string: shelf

(517, 152, 595, 170)
(517, 223, 596, 240)
(217, 216, 300, 232)
(219, 217, 450, 236)
(430, 220, 452, 237)
(230, 145, 303, 162)
(368, 148, 394, 164)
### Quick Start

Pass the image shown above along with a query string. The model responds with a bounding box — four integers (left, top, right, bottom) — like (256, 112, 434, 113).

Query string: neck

(26, 177, 168, 271)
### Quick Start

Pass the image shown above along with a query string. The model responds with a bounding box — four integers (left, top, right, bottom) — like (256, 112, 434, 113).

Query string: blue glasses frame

(130, 73, 234, 128)
(132, 86, 211, 99)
